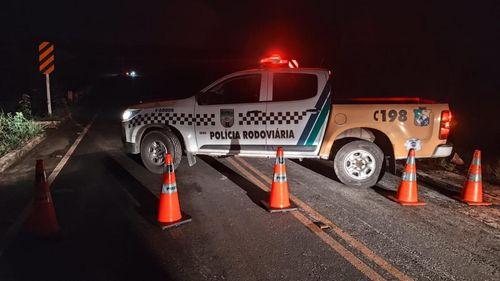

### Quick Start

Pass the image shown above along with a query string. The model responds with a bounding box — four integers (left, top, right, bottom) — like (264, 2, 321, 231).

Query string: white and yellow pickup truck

(121, 56, 452, 188)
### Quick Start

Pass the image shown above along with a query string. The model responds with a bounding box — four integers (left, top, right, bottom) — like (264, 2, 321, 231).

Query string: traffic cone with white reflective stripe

(389, 149, 426, 206)
(262, 147, 297, 213)
(25, 159, 61, 238)
(456, 150, 491, 206)
(158, 154, 191, 229)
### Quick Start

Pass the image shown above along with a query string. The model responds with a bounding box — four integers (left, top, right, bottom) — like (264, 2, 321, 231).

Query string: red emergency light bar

(260, 54, 299, 68)
(260, 54, 288, 65)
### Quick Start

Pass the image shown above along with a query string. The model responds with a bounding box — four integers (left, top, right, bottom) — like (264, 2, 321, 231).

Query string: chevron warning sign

(38, 42, 55, 75)
(38, 41, 55, 115)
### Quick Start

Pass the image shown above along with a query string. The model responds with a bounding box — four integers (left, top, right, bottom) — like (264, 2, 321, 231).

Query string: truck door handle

(247, 110, 262, 114)
(306, 108, 320, 113)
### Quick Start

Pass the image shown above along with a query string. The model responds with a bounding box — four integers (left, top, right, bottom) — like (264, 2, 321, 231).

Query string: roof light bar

(260, 54, 289, 66)
(260, 54, 300, 68)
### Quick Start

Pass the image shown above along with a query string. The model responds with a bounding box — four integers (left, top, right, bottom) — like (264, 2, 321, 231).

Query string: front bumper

(432, 144, 453, 158)
(121, 122, 139, 154)
(123, 141, 140, 154)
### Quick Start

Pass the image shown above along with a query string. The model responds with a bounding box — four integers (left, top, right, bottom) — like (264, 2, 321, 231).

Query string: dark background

(1, 0, 499, 159)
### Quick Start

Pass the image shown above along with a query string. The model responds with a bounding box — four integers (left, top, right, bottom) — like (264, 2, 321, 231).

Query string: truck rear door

(265, 70, 331, 156)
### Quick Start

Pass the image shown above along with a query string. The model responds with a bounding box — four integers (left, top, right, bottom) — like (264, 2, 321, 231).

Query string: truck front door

(194, 72, 268, 155)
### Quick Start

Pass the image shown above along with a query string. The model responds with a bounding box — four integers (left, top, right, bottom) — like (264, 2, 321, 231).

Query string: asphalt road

(0, 97, 499, 280)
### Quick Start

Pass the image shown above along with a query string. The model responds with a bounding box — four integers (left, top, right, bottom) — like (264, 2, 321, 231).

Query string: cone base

(388, 195, 426, 206)
(159, 212, 192, 230)
(26, 228, 63, 240)
(25, 212, 61, 239)
(261, 200, 297, 213)
(453, 196, 492, 206)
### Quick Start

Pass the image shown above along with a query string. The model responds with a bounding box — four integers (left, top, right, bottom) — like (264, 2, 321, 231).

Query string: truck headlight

(122, 109, 140, 122)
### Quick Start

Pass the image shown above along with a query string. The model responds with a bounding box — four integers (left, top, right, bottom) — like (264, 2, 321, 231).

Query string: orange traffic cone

(25, 159, 61, 238)
(455, 150, 491, 206)
(389, 149, 426, 206)
(158, 154, 191, 229)
(262, 147, 297, 213)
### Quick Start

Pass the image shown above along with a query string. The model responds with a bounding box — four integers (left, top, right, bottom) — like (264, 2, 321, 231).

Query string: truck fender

(321, 127, 396, 173)
(135, 124, 168, 146)
(335, 128, 375, 142)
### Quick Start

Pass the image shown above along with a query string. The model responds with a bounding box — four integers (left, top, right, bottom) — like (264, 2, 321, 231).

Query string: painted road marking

(47, 115, 96, 186)
(226, 157, 386, 281)
(0, 115, 96, 257)
(231, 156, 412, 281)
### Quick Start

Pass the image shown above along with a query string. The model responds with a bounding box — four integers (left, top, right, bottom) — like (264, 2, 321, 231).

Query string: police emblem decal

(413, 108, 431, 127)
(220, 109, 234, 128)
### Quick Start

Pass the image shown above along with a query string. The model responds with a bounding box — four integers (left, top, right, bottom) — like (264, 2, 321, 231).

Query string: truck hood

(128, 99, 179, 109)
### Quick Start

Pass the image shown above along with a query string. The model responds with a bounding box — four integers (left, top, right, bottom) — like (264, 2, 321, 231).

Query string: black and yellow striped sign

(38, 41, 55, 75)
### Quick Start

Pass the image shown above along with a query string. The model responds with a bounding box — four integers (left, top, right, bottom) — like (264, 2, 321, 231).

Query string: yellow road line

(233, 156, 412, 281)
(227, 157, 386, 281)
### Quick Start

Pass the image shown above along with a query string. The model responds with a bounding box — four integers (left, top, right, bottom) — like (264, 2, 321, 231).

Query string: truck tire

(140, 130, 182, 174)
(333, 140, 384, 188)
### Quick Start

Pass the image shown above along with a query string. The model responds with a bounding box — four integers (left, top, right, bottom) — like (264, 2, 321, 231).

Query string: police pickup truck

(122, 55, 452, 188)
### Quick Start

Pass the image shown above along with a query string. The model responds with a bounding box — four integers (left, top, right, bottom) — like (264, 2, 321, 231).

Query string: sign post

(38, 42, 55, 116)
(45, 73, 52, 115)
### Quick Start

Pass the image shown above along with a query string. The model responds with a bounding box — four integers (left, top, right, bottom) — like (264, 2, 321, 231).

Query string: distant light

(126, 70, 138, 78)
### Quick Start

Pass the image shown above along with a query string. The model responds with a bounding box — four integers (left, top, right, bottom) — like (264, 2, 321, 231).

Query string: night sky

(2, 1, 498, 90)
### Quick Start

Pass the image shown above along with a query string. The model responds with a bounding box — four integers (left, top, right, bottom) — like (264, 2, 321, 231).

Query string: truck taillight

(439, 110, 451, 140)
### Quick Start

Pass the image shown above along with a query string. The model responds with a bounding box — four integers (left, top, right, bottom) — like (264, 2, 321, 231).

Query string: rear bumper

(432, 144, 453, 158)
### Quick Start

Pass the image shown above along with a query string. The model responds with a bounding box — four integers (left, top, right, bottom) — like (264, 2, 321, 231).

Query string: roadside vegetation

(0, 94, 43, 157)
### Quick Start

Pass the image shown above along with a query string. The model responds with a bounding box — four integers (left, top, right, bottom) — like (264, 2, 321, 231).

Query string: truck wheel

(333, 140, 384, 188)
(140, 130, 182, 174)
